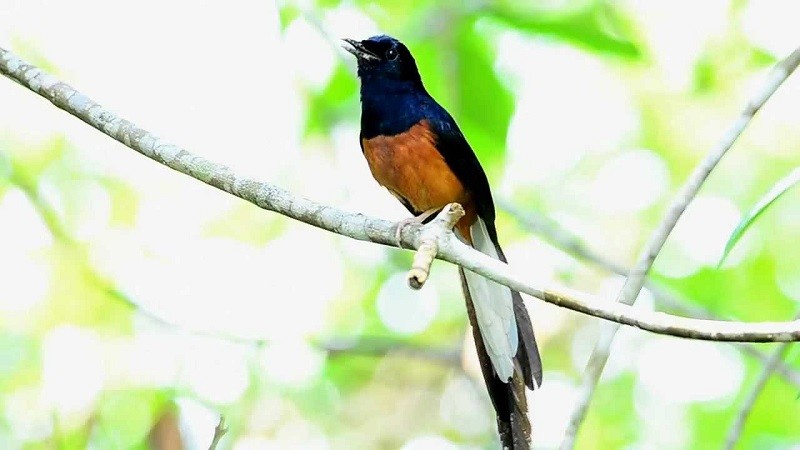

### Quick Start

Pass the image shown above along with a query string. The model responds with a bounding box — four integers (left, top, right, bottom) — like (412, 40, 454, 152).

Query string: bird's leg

(395, 207, 440, 247)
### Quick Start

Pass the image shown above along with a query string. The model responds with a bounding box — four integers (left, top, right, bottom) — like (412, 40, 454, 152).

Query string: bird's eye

(386, 48, 398, 60)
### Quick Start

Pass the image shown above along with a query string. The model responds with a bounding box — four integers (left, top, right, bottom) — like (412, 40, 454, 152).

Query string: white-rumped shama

(344, 35, 542, 448)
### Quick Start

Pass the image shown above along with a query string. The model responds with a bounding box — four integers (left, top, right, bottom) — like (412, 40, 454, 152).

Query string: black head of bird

(342, 35, 422, 89)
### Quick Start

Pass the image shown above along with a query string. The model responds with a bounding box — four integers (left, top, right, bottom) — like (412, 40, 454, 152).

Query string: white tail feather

(462, 218, 518, 381)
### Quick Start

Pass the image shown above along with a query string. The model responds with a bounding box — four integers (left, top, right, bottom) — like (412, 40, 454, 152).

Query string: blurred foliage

(2, 0, 800, 449)
(483, 1, 643, 58)
(720, 168, 800, 266)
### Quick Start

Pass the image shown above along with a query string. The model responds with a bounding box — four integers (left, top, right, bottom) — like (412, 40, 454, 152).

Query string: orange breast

(362, 120, 476, 240)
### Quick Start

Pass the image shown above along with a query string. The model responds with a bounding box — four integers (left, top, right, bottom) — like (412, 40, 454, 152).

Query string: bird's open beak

(342, 38, 379, 62)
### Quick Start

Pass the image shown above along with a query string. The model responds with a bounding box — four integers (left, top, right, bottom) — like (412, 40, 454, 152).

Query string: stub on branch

(208, 416, 227, 450)
(407, 203, 465, 289)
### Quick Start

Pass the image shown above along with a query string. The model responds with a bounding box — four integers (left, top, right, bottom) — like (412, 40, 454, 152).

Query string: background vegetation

(1, 0, 798, 449)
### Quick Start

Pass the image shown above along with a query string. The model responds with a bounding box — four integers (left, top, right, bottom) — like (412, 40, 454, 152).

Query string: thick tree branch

(560, 46, 800, 450)
(3, 46, 800, 343)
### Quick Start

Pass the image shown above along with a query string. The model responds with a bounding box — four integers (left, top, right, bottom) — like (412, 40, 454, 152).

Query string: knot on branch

(407, 203, 464, 290)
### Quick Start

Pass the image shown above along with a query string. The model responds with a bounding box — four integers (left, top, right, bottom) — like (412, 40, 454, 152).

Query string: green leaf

(485, 2, 644, 59)
(278, 4, 300, 30)
(719, 168, 800, 266)
(750, 47, 779, 68)
(317, 0, 343, 8)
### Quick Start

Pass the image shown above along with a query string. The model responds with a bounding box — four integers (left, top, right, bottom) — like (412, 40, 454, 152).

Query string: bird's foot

(395, 208, 440, 247)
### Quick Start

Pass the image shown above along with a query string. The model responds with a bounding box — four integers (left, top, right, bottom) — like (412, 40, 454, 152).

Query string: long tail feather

(463, 218, 518, 381)
(458, 217, 543, 448)
(460, 268, 531, 449)
(513, 291, 542, 390)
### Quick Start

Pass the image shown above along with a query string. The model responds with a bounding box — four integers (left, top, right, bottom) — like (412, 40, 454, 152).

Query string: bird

(343, 35, 543, 449)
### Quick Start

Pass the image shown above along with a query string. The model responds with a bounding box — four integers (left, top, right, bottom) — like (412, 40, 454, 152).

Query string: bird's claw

(394, 208, 440, 248)
(395, 217, 416, 248)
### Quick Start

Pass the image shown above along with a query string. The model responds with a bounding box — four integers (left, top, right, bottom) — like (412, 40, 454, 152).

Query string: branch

(208, 416, 227, 450)
(2, 46, 800, 343)
(500, 202, 800, 387)
(6, 163, 468, 377)
(723, 340, 794, 450)
(619, 46, 800, 305)
(407, 204, 464, 289)
(16, 124, 800, 433)
(104, 267, 465, 367)
(733, 342, 800, 387)
(501, 200, 708, 315)
(107, 267, 466, 367)
(560, 46, 800, 450)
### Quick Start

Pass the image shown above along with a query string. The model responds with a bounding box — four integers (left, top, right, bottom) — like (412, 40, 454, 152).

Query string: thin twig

(499, 200, 623, 276)
(723, 341, 794, 450)
(2, 47, 800, 342)
(208, 416, 227, 450)
(560, 46, 800, 450)
(733, 343, 800, 387)
(501, 201, 711, 316)
(618, 46, 800, 306)
(500, 202, 800, 387)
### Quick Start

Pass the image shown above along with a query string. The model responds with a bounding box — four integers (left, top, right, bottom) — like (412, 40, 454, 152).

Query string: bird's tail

(459, 218, 542, 449)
